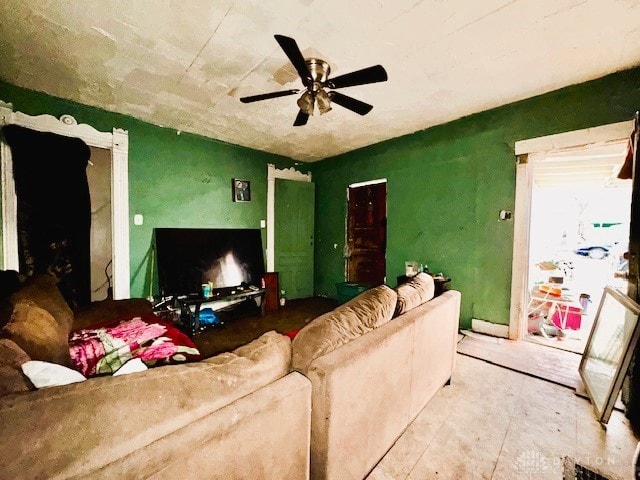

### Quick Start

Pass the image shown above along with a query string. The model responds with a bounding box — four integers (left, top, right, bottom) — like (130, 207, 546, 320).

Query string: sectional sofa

(0, 272, 460, 480)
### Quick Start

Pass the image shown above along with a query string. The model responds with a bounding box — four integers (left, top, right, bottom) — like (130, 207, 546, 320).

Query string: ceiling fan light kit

(239, 35, 388, 126)
(296, 91, 314, 115)
(315, 88, 332, 115)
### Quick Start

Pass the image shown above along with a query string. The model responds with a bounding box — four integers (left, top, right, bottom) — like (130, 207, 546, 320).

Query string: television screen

(155, 228, 265, 297)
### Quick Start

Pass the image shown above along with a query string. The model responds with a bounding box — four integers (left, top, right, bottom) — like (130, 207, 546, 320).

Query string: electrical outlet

(499, 210, 512, 221)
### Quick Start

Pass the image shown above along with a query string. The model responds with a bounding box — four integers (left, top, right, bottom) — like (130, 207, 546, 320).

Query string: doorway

(510, 120, 635, 351)
(524, 142, 630, 354)
(0, 104, 130, 299)
(346, 180, 387, 285)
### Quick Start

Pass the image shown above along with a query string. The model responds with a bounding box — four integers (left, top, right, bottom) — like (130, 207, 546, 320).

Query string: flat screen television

(155, 228, 265, 297)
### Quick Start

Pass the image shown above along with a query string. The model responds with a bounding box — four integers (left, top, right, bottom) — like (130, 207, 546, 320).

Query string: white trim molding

(349, 178, 387, 188)
(110, 129, 130, 299)
(266, 164, 312, 272)
(509, 156, 533, 340)
(515, 120, 633, 155)
(472, 318, 509, 338)
(0, 140, 17, 271)
(0, 102, 131, 299)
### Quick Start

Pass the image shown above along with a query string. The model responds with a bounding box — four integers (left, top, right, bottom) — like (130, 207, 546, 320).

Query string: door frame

(0, 100, 131, 299)
(509, 120, 634, 340)
(345, 178, 387, 282)
(266, 164, 311, 272)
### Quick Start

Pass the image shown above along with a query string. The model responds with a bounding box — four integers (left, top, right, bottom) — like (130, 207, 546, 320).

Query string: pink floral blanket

(69, 314, 201, 377)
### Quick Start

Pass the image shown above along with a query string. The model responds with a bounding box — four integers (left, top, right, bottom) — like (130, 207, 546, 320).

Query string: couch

(292, 273, 461, 480)
(0, 272, 459, 480)
(0, 274, 311, 480)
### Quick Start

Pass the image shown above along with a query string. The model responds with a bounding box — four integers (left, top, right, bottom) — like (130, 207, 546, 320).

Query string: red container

(551, 306, 582, 330)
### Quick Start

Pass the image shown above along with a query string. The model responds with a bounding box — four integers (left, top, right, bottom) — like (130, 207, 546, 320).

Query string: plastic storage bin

(335, 282, 371, 304)
(551, 306, 582, 330)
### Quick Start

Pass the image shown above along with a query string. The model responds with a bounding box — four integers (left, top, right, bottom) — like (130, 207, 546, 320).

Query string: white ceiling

(1, 1, 639, 162)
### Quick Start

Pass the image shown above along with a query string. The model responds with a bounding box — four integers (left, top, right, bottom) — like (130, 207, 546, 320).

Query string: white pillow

(21, 360, 86, 388)
(113, 358, 148, 376)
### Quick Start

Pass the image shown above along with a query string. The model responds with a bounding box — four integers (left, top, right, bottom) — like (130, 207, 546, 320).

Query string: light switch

(260, 219, 266, 228)
(134, 214, 144, 226)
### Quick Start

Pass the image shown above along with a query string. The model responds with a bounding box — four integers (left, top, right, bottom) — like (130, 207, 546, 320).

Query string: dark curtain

(2, 124, 91, 308)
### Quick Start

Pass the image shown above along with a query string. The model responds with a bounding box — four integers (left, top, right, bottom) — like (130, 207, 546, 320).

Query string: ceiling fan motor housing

(305, 58, 330, 89)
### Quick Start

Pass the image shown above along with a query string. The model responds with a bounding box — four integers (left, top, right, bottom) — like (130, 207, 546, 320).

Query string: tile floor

(367, 354, 638, 480)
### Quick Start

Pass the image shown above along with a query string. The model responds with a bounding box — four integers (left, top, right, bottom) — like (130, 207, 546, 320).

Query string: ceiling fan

(240, 35, 388, 126)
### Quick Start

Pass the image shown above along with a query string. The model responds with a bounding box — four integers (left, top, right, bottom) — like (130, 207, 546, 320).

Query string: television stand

(174, 288, 265, 335)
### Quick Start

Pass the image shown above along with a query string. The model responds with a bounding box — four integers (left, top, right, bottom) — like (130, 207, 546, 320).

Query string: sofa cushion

(394, 273, 435, 316)
(0, 338, 33, 396)
(21, 360, 87, 388)
(292, 284, 397, 374)
(10, 274, 73, 331)
(0, 338, 31, 368)
(206, 330, 292, 374)
(2, 302, 72, 367)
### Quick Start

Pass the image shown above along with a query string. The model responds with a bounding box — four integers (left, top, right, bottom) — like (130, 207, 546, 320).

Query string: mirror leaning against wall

(579, 286, 640, 424)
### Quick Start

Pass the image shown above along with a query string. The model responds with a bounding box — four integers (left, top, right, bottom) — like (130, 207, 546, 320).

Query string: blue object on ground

(199, 307, 221, 326)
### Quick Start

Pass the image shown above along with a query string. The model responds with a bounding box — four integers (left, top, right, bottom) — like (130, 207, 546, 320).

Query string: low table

(174, 288, 265, 335)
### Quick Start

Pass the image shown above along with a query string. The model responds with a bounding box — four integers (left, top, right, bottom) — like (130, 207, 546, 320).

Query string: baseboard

(471, 318, 509, 338)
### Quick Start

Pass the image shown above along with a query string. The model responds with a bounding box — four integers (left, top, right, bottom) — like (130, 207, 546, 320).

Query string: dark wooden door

(627, 112, 640, 302)
(622, 112, 640, 431)
(346, 182, 387, 285)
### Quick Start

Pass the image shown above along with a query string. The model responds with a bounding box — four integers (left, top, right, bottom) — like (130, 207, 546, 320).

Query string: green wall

(2, 67, 640, 326)
(0, 81, 295, 298)
(310, 67, 640, 329)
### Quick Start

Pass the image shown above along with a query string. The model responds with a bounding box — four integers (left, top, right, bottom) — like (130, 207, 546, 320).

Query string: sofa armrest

(305, 317, 415, 480)
(302, 289, 461, 480)
(398, 289, 461, 417)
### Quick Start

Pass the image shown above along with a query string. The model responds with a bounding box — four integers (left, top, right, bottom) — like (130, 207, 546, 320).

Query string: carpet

(190, 296, 337, 358)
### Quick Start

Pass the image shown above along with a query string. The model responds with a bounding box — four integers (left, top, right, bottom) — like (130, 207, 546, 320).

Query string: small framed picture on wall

(232, 178, 251, 202)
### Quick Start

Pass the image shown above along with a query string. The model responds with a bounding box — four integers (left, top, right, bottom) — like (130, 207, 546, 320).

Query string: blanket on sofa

(69, 314, 201, 376)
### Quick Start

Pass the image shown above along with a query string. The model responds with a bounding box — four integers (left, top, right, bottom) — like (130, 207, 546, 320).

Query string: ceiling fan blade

(328, 65, 388, 89)
(240, 89, 300, 103)
(329, 91, 373, 116)
(274, 35, 311, 84)
(293, 110, 309, 126)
